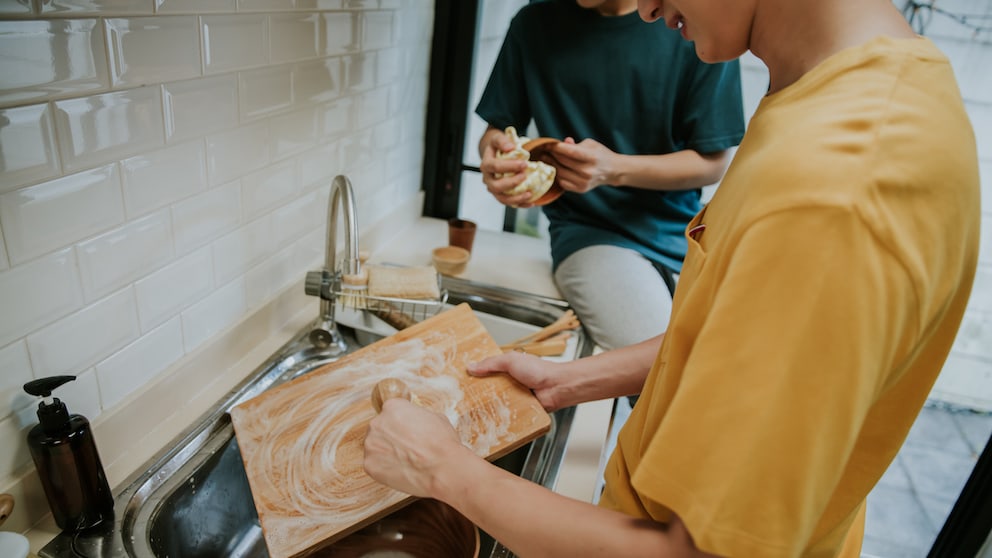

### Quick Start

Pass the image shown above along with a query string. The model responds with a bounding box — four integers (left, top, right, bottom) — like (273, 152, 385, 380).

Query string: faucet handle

(304, 270, 331, 299)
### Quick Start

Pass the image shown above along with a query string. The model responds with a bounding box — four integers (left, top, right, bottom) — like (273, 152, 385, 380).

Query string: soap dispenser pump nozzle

(24, 375, 76, 435)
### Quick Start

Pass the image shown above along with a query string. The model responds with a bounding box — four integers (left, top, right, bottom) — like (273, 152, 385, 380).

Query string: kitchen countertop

(369, 217, 562, 300)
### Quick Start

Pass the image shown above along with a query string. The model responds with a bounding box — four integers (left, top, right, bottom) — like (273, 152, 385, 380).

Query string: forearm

(433, 450, 707, 558)
(608, 149, 732, 191)
(552, 334, 663, 408)
(478, 125, 503, 158)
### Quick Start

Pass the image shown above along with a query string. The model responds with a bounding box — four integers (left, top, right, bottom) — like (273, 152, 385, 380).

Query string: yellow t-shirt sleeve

(631, 207, 914, 557)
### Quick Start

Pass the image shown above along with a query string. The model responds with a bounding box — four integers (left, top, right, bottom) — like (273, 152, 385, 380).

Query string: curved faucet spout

(327, 175, 360, 279)
(302, 175, 360, 355)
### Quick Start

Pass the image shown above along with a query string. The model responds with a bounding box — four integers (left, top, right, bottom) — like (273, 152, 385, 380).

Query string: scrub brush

(338, 250, 370, 309)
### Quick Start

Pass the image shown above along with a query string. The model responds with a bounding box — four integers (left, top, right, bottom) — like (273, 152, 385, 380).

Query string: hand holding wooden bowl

(520, 137, 564, 206)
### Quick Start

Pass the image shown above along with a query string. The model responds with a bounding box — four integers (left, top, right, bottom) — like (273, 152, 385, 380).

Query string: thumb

(466, 353, 514, 377)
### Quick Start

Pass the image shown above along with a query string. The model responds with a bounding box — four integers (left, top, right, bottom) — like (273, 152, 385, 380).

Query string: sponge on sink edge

(366, 265, 440, 299)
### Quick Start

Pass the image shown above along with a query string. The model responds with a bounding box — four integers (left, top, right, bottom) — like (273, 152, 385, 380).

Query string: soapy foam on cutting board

(230, 303, 550, 558)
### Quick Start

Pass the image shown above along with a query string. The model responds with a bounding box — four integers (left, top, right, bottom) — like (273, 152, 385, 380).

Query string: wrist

(603, 152, 626, 187)
(428, 443, 482, 501)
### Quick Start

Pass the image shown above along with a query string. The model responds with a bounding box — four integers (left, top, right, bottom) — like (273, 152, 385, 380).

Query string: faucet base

(308, 321, 347, 355)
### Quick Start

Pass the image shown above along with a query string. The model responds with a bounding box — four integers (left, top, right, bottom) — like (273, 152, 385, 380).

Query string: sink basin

(39, 277, 592, 558)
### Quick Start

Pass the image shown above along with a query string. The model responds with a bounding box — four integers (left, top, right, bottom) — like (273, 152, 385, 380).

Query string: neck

(751, 0, 916, 94)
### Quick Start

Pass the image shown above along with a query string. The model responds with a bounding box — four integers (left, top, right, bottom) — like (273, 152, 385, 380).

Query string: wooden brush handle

(371, 378, 412, 413)
(0, 493, 14, 527)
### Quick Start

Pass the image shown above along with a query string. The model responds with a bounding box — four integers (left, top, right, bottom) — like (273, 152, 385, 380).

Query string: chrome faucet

(303, 175, 360, 354)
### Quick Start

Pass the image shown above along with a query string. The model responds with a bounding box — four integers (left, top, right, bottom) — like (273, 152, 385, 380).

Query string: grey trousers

(553, 244, 674, 351)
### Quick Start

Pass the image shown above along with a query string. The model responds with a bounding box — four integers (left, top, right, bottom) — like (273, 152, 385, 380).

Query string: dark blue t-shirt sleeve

(677, 59, 746, 154)
(475, 19, 532, 131)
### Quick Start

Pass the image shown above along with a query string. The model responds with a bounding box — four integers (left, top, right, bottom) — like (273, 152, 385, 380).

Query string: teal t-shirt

(475, 0, 745, 272)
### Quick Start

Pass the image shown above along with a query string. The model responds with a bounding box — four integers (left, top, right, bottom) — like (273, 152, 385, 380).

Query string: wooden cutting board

(230, 303, 551, 558)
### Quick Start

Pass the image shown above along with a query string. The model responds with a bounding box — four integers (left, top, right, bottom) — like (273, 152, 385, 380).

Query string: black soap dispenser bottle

(23, 375, 114, 532)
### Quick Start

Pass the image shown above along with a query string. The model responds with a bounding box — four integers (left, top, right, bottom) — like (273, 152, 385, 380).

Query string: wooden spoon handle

(0, 493, 14, 527)
(371, 378, 412, 413)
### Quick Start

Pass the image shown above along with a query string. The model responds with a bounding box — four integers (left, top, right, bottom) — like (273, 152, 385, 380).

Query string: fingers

(466, 355, 505, 377)
(466, 351, 528, 376)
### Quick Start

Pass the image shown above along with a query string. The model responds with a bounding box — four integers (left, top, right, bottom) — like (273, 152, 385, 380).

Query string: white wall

(0, 0, 435, 530)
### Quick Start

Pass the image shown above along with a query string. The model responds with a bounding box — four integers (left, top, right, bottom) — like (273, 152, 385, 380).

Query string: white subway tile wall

(120, 139, 208, 218)
(0, 103, 60, 191)
(162, 74, 239, 142)
(54, 87, 166, 172)
(0, 0, 434, 505)
(0, 165, 125, 265)
(105, 16, 202, 87)
(0, 19, 110, 105)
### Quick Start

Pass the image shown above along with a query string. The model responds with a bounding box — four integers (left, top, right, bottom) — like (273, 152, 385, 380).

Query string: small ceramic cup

(432, 246, 471, 277)
(0, 532, 30, 558)
(447, 218, 477, 254)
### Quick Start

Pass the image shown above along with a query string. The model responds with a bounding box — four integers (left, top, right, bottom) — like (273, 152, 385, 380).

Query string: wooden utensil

(501, 309, 580, 350)
(522, 137, 564, 206)
(230, 303, 550, 558)
(502, 332, 571, 357)
(371, 378, 412, 412)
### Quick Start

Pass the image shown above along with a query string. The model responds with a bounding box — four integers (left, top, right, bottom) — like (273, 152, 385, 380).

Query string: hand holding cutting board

(230, 303, 550, 558)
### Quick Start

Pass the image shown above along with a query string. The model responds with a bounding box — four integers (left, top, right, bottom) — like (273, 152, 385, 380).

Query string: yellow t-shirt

(600, 36, 980, 557)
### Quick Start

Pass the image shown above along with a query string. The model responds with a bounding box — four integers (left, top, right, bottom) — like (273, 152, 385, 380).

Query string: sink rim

(38, 278, 593, 558)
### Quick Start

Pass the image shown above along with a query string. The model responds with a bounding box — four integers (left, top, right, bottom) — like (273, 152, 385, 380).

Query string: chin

(694, 43, 743, 64)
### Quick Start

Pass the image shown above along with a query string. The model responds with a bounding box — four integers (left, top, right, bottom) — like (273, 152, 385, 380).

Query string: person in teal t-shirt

(476, 0, 744, 353)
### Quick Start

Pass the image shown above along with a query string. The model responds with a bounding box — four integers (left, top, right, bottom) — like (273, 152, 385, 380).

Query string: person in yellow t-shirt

(363, 0, 981, 556)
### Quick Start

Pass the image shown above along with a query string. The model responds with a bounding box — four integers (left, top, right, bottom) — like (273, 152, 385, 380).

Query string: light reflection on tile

(269, 13, 321, 63)
(54, 87, 166, 172)
(294, 57, 342, 104)
(0, 165, 124, 265)
(40, 0, 153, 15)
(361, 11, 393, 51)
(0, 103, 60, 193)
(202, 14, 268, 74)
(322, 11, 358, 56)
(163, 74, 238, 142)
(155, 0, 235, 13)
(105, 16, 201, 87)
(343, 52, 375, 93)
(0, 19, 109, 106)
(268, 107, 317, 160)
(238, 66, 293, 121)
(0, 1, 31, 15)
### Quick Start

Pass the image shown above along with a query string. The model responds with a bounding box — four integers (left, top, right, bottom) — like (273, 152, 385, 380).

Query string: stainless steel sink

(39, 277, 592, 558)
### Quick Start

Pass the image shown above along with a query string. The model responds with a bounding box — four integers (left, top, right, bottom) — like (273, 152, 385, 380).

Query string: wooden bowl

(317, 499, 480, 558)
(432, 246, 470, 276)
(522, 137, 564, 206)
